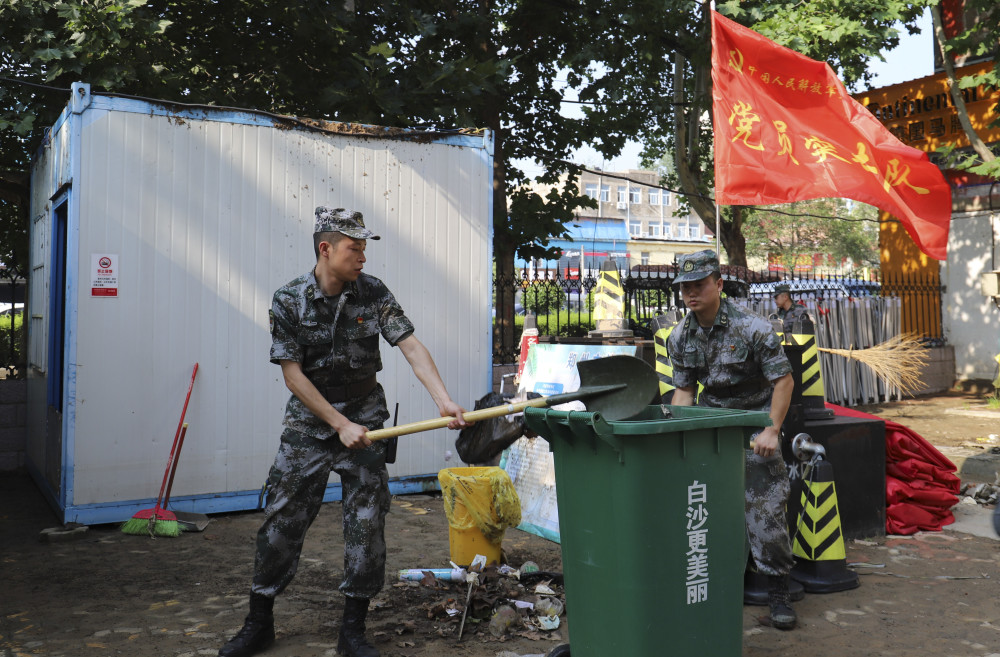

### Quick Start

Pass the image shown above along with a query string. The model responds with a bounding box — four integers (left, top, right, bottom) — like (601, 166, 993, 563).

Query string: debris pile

(391, 560, 566, 644)
(959, 477, 1000, 506)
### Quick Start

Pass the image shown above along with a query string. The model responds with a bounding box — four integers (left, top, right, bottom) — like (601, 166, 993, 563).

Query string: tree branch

(931, 3, 996, 164)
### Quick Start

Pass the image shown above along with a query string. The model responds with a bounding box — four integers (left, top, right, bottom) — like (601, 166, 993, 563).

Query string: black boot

(338, 596, 379, 657)
(767, 575, 797, 630)
(219, 593, 275, 657)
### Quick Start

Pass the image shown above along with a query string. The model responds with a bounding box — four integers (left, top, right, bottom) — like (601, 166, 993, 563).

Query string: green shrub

(0, 313, 25, 374)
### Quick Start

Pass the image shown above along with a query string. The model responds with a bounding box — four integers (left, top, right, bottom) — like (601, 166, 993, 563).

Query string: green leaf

(367, 42, 395, 59)
(33, 47, 66, 62)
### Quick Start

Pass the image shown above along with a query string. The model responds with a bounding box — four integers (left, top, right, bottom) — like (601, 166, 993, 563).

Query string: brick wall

(0, 379, 26, 471)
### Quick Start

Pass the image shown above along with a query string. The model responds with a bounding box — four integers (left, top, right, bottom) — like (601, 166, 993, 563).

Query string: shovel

(365, 354, 658, 442)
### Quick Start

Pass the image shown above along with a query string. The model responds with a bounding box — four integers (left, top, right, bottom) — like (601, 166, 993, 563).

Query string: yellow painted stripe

(794, 481, 847, 561)
(789, 333, 826, 396)
(653, 325, 674, 395)
(593, 270, 624, 322)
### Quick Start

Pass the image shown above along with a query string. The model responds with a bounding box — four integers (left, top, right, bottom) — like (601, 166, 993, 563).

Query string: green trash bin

(523, 404, 771, 657)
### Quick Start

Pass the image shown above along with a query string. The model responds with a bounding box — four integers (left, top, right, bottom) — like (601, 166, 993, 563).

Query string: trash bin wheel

(547, 644, 570, 657)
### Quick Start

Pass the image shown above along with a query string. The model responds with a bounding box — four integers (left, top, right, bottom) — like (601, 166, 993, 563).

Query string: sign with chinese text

(91, 254, 119, 297)
(711, 11, 952, 261)
(685, 480, 710, 604)
(853, 61, 1000, 154)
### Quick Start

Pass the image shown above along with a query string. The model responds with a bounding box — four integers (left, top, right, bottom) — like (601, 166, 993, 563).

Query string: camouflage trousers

(251, 428, 391, 600)
(745, 448, 795, 576)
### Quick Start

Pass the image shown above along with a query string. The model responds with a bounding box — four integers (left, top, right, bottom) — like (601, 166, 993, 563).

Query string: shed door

(47, 202, 67, 409)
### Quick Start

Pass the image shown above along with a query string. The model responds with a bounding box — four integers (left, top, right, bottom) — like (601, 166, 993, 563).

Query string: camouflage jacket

(667, 297, 791, 410)
(269, 269, 414, 439)
(776, 303, 811, 334)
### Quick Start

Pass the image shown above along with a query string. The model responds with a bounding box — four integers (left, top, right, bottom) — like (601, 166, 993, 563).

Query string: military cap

(774, 283, 791, 296)
(313, 206, 380, 240)
(673, 249, 720, 284)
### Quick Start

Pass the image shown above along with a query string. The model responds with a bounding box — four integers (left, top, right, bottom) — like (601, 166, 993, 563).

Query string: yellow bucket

(438, 467, 522, 567)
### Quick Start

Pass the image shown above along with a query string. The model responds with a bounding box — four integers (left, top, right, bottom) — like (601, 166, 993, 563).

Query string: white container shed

(27, 82, 494, 525)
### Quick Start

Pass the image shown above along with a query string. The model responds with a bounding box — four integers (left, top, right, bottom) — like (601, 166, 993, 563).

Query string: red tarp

(826, 403, 960, 535)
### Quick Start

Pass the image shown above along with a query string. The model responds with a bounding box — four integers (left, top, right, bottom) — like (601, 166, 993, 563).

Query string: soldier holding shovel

(219, 207, 468, 657)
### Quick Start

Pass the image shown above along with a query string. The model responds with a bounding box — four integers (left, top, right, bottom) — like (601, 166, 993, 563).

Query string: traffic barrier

(791, 457, 860, 593)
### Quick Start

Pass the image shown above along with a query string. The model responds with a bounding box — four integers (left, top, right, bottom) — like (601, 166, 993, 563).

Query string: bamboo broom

(818, 333, 928, 397)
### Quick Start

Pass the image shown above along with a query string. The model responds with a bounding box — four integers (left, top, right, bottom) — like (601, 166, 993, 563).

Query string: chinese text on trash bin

(685, 480, 709, 604)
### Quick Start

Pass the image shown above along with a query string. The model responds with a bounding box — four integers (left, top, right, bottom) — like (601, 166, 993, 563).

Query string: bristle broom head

(121, 510, 181, 537)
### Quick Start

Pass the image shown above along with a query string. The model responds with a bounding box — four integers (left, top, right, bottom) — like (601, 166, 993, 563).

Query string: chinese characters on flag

(711, 11, 952, 260)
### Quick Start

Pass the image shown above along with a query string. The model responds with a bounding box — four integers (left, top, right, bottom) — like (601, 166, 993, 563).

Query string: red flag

(711, 11, 952, 260)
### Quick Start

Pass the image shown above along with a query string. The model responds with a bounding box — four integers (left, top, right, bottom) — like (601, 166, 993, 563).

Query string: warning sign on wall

(91, 254, 119, 297)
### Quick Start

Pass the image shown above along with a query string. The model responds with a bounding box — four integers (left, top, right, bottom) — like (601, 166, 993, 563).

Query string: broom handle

(162, 424, 188, 511)
(155, 363, 199, 510)
(366, 396, 554, 442)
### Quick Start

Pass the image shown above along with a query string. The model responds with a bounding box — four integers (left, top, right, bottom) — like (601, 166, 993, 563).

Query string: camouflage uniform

(667, 296, 796, 577)
(776, 303, 811, 334)
(251, 265, 414, 601)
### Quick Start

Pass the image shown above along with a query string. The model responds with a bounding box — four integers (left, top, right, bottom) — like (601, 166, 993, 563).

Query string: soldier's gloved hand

(338, 421, 372, 449)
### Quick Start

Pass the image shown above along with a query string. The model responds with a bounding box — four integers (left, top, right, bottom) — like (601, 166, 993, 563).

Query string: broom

(121, 363, 199, 537)
(818, 333, 928, 397)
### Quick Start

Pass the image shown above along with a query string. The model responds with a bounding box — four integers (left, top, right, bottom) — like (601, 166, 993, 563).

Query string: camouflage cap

(774, 283, 791, 296)
(313, 207, 380, 240)
(673, 249, 720, 284)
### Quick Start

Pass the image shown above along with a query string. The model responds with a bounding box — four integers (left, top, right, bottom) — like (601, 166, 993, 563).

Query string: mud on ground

(1, 391, 998, 657)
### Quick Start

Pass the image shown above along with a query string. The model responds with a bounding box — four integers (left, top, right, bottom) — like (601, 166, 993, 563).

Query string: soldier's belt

(703, 376, 768, 398)
(322, 376, 378, 403)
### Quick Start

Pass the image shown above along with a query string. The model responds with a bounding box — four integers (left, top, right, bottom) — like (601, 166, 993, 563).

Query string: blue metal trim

(483, 128, 496, 385)
(58, 474, 445, 526)
(60, 92, 84, 513)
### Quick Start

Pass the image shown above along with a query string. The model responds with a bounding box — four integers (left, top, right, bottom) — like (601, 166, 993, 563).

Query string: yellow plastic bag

(438, 467, 522, 544)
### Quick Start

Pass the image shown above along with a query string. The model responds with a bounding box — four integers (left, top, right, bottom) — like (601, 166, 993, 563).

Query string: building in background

(516, 168, 713, 275)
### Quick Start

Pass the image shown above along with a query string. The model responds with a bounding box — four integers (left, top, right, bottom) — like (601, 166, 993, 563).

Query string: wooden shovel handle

(365, 396, 552, 441)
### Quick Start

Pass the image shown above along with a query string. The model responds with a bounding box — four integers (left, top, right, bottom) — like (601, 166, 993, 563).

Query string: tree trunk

(931, 4, 996, 164)
(477, 0, 515, 363)
(721, 206, 748, 267)
(492, 130, 517, 364)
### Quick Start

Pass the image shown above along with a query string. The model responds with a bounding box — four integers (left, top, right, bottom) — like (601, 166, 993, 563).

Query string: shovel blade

(574, 354, 659, 420)
(173, 510, 211, 532)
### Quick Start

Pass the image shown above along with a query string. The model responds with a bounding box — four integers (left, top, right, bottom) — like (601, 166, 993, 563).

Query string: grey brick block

(0, 426, 26, 451)
(0, 451, 23, 471)
(0, 380, 26, 404)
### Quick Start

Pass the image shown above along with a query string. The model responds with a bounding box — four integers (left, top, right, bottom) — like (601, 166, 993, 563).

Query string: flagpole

(709, 0, 722, 264)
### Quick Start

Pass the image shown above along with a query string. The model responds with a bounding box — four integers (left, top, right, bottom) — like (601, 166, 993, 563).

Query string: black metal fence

(492, 265, 944, 364)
